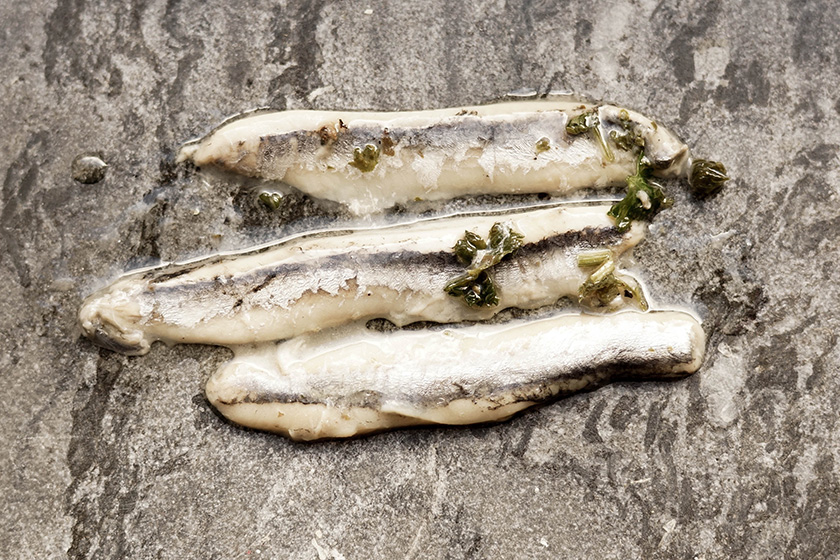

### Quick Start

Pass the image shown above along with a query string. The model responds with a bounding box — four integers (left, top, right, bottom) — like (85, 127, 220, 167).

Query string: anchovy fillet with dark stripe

(207, 310, 705, 440)
(79, 203, 645, 355)
(178, 99, 692, 214)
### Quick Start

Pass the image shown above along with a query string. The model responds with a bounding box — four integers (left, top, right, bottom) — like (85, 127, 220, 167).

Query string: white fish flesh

(177, 99, 693, 214)
(79, 203, 645, 355)
(207, 310, 705, 441)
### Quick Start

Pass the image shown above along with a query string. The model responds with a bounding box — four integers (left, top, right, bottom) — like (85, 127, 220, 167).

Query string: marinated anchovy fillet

(178, 100, 696, 214)
(79, 203, 645, 355)
(206, 311, 705, 441)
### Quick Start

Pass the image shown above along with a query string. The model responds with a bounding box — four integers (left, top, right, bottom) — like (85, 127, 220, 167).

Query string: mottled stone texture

(1, 0, 838, 558)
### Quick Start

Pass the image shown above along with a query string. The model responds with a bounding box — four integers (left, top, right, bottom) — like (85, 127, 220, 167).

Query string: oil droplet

(72, 153, 108, 184)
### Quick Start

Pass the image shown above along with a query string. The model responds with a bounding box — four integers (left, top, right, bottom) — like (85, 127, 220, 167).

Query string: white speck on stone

(694, 44, 730, 88)
(659, 518, 678, 548)
(312, 538, 328, 560)
(539, 537, 549, 548)
(307, 86, 334, 103)
(709, 229, 735, 249)
(699, 341, 746, 427)
(312, 535, 347, 560)
(589, 2, 634, 82)
(363, 8, 373, 14)
(792, 444, 821, 510)
(796, 362, 813, 392)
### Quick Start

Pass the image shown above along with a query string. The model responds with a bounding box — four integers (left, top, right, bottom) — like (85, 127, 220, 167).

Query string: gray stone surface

(2, 0, 839, 558)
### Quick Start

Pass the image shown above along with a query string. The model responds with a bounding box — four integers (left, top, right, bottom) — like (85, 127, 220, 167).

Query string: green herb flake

(453, 230, 487, 266)
(566, 111, 598, 136)
(258, 191, 283, 210)
(535, 137, 551, 154)
(444, 270, 499, 308)
(444, 223, 524, 307)
(609, 131, 635, 151)
(579, 273, 649, 311)
(566, 109, 614, 162)
(608, 109, 644, 151)
(608, 152, 670, 232)
(609, 128, 644, 151)
(577, 255, 649, 311)
(577, 249, 613, 268)
(487, 223, 524, 260)
(349, 144, 380, 172)
(689, 159, 729, 196)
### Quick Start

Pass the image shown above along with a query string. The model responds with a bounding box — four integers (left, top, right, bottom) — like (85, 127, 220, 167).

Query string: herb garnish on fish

(444, 222, 524, 307)
(577, 250, 648, 310)
(565, 109, 615, 162)
(608, 151, 672, 233)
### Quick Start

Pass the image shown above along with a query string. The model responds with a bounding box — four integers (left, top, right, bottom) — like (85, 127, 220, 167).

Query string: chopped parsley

(608, 109, 645, 151)
(576, 250, 649, 310)
(566, 109, 614, 162)
(445, 223, 524, 307)
(608, 151, 672, 232)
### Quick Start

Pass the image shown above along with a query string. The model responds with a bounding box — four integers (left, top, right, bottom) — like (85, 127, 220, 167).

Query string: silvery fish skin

(178, 100, 690, 214)
(207, 311, 705, 441)
(79, 203, 645, 355)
